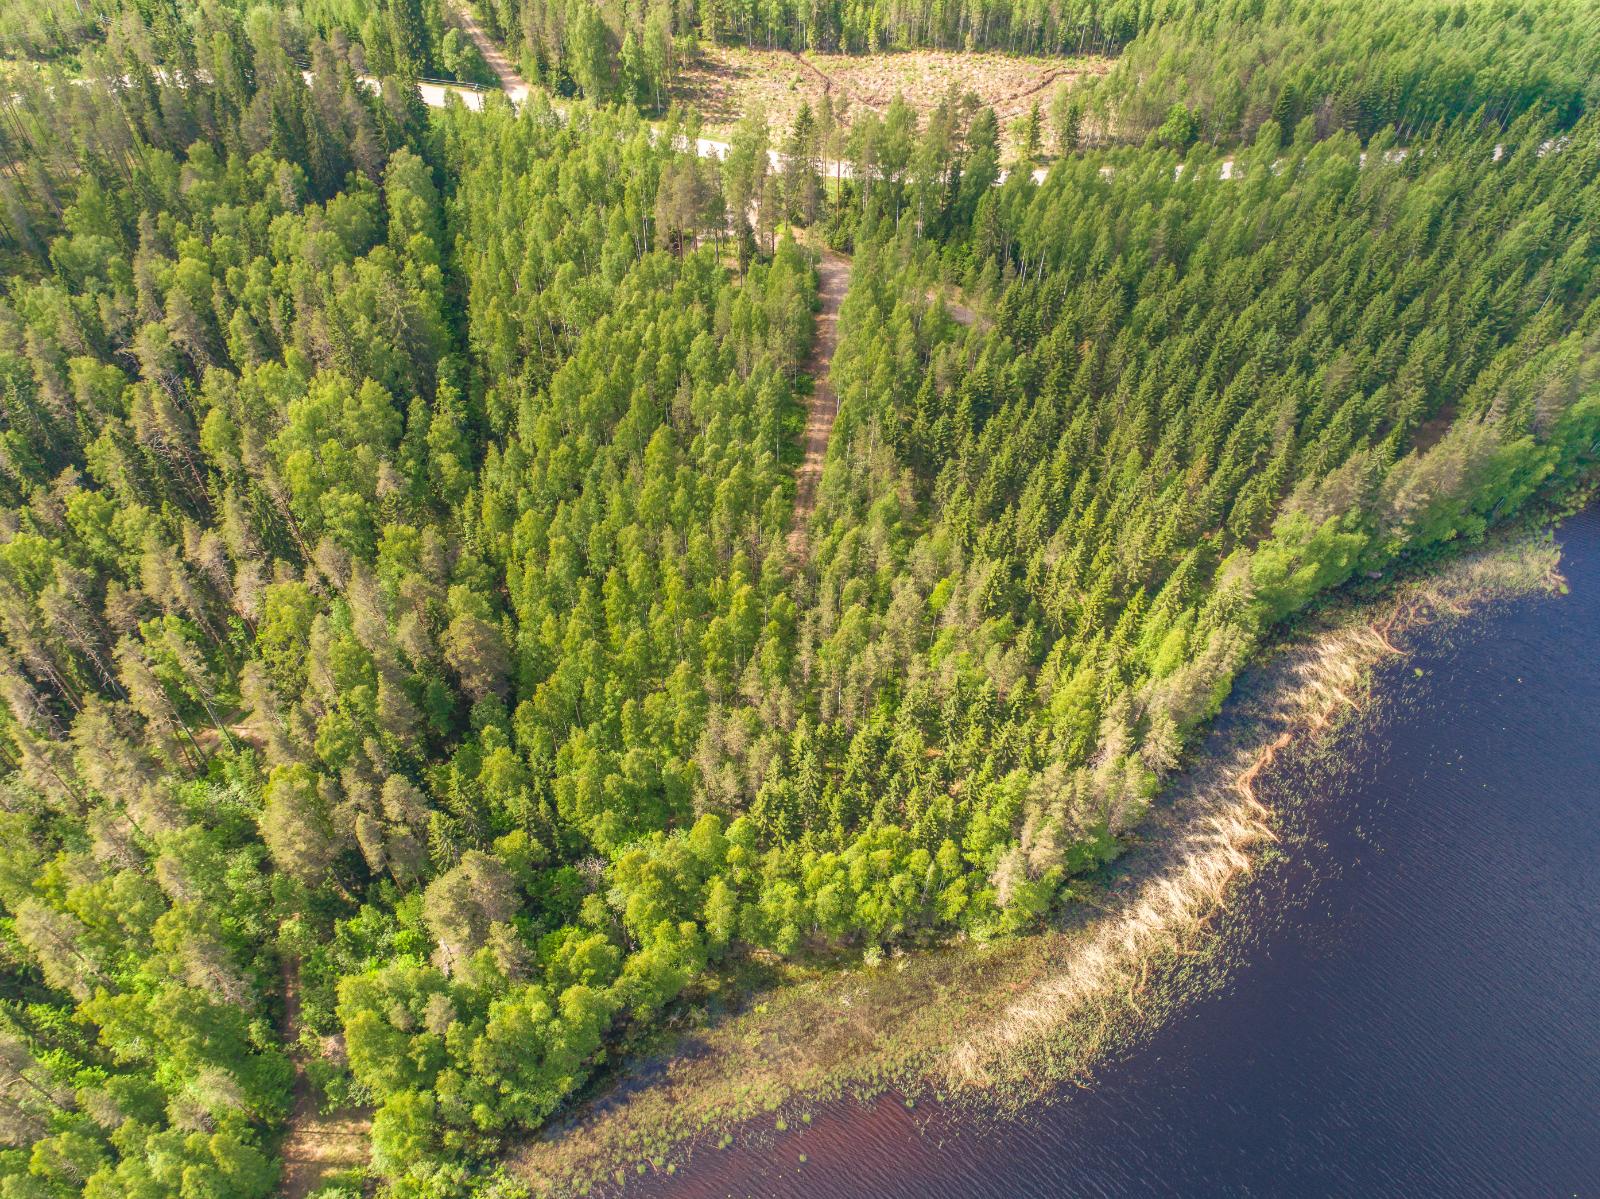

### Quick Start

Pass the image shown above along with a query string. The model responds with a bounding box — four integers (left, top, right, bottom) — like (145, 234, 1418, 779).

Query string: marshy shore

(511, 528, 1567, 1198)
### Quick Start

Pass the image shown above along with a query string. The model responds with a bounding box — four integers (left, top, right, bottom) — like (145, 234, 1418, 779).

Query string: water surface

(645, 509, 1600, 1198)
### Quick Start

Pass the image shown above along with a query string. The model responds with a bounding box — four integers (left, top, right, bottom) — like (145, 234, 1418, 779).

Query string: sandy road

(451, 3, 531, 104)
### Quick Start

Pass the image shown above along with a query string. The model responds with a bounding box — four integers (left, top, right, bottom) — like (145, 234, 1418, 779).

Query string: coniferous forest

(0, 1, 1597, 1196)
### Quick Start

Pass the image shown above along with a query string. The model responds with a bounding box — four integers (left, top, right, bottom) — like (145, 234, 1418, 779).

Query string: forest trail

(278, 953, 370, 1199)
(452, 3, 531, 103)
(991, 62, 1086, 108)
(788, 248, 853, 559)
(785, 50, 835, 99)
(784, 49, 854, 111)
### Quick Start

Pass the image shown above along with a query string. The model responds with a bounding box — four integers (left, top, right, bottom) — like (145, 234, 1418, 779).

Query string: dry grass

(279, 1111, 371, 1199)
(671, 46, 1109, 158)
(508, 530, 1564, 1197)
(278, 953, 371, 1199)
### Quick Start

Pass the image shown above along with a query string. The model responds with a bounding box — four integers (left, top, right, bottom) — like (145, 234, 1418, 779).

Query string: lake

(640, 507, 1600, 1198)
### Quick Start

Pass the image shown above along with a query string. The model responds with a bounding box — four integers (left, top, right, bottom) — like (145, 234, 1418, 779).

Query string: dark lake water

(642, 508, 1600, 1199)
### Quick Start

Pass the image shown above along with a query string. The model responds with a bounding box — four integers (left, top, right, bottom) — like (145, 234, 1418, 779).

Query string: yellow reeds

(942, 781, 1276, 1089)
(938, 531, 1563, 1092)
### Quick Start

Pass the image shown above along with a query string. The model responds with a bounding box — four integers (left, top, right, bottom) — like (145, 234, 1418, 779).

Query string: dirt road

(788, 249, 852, 560)
(452, 3, 530, 103)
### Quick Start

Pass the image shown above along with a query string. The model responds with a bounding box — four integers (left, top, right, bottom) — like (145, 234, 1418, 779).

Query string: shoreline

(511, 526, 1567, 1196)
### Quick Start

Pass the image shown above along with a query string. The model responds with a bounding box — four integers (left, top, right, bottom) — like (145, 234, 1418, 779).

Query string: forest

(469, 0, 1598, 126)
(0, 0, 1597, 1196)
(0, 0, 493, 82)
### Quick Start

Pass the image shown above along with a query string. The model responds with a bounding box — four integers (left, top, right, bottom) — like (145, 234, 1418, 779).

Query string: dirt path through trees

(788, 249, 852, 559)
(452, 3, 530, 102)
(278, 953, 370, 1199)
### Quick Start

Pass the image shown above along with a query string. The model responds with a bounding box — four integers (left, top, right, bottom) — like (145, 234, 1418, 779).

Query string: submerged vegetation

(0, 0, 1596, 1197)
